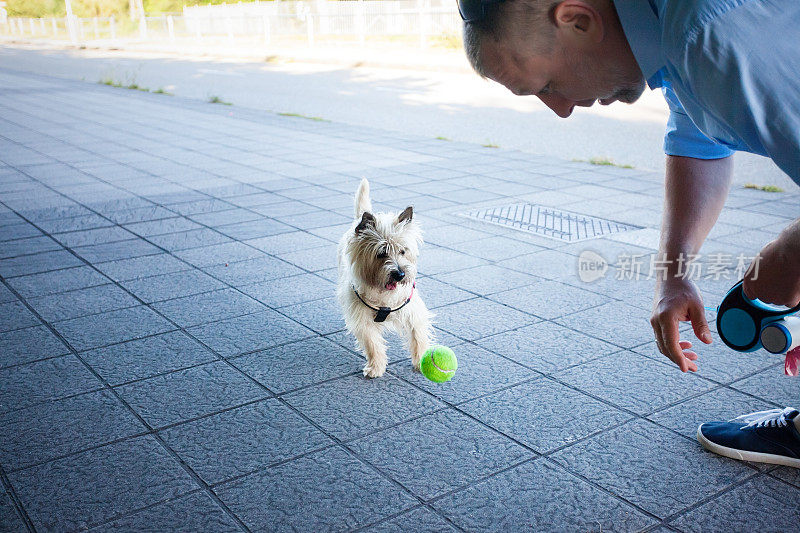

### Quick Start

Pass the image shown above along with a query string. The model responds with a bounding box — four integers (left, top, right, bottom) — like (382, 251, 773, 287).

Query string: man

(459, 0, 800, 468)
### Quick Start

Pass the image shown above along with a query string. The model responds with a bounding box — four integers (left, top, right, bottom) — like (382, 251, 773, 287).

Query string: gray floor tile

(730, 368, 800, 407)
(216, 446, 416, 532)
(417, 246, 489, 276)
(0, 355, 102, 413)
(0, 222, 42, 242)
(92, 253, 190, 283)
(245, 230, 329, 255)
(205, 255, 304, 286)
(448, 235, 544, 261)
(275, 244, 338, 272)
(115, 361, 269, 428)
(89, 491, 240, 532)
(0, 283, 16, 303)
(0, 301, 39, 332)
(433, 297, 538, 341)
(82, 330, 217, 386)
(9, 435, 196, 532)
(362, 507, 458, 533)
(433, 459, 657, 532)
(73, 238, 161, 263)
(231, 336, 360, 393)
(187, 309, 315, 357)
(349, 409, 533, 499)
(0, 249, 85, 278)
(123, 217, 203, 237)
(0, 235, 61, 259)
(148, 228, 231, 251)
(461, 378, 633, 453)
(670, 475, 800, 532)
(489, 278, 611, 319)
(0, 389, 145, 471)
(550, 419, 753, 518)
(241, 272, 335, 308)
(53, 226, 136, 248)
(0, 325, 69, 369)
(389, 342, 535, 404)
(555, 351, 715, 415)
(214, 218, 295, 240)
(434, 264, 541, 296)
(7, 265, 110, 299)
(121, 269, 225, 303)
(172, 241, 266, 268)
(151, 288, 267, 328)
(53, 306, 175, 351)
(278, 296, 345, 335)
(285, 373, 443, 441)
(160, 399, 331, 484)
(28, 284, 140, 323)
(556, 301, 659, 350)
(648, 387, 776, 440)
(0, 489, 27, 533)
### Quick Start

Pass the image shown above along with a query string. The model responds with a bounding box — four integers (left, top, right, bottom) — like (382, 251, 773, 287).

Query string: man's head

(463, 0, 646, 118)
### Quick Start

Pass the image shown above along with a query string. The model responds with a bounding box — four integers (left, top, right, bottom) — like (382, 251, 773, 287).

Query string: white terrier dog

(337, 179, 433, 378)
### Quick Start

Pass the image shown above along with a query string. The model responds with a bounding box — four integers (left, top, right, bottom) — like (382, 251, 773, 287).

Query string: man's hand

(742, 220, 800, 306)
(651, 277, 712, 372)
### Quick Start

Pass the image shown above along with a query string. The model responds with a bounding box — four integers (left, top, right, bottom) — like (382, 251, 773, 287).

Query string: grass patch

(482, 142, 499, 148)
(573, 157, 634, 169)
(99, 78, 155, 93)
(744, 183, 784, 193)
(435, 136, 451, 141)
(208, 95, 232, 105)
(278, 112, 329, 122)
(153, 88, 173, 96)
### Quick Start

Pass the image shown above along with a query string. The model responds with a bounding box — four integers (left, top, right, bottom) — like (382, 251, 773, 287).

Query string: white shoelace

(733, 407, 795, 429)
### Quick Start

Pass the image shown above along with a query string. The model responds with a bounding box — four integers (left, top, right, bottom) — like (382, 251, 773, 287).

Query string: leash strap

(353, 283, 415, 323)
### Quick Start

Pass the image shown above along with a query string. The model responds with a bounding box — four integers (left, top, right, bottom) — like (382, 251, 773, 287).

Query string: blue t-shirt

(615, 0, 800, 183)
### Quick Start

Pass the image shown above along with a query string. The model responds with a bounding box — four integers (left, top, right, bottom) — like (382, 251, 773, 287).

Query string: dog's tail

(355, 178, 372, 219)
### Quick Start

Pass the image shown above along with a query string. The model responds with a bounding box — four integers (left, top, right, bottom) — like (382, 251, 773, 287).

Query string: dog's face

(347, 206, 422, 292)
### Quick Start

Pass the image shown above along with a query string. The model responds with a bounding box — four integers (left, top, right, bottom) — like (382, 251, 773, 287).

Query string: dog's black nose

(391, 270, 405, 282)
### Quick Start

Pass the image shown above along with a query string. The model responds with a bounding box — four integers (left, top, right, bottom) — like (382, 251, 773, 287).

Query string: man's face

(481, 34, 646, 118)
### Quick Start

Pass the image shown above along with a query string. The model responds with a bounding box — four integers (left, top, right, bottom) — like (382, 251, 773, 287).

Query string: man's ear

(397, 206, 413, 224)
(552, 0, 604, 45)
(355, 211, 376, 233)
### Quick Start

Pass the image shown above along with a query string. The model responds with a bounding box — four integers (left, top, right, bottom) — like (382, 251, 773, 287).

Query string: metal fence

(0, 0, 462, 47)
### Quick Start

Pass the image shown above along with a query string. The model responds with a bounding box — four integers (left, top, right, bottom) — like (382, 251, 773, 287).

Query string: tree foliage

(6, 0, 263, 17)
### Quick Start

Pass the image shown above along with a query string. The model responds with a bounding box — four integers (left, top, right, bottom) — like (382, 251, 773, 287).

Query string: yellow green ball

(420, 345, 458, 383)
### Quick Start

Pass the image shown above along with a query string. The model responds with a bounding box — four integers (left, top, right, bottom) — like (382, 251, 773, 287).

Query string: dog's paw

(411, 358, 421, 372)
(362, 361, 386, 378)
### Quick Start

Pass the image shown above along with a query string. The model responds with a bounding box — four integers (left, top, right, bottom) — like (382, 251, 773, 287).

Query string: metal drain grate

(459, 203, 643, 243)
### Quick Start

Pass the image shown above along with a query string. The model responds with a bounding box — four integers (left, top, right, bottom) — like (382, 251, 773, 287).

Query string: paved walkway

(1, 68, 799, 532)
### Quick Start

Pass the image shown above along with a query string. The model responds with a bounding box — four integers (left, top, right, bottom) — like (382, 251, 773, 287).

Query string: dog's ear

(355, 211, 376, 234)
(397, 206, 413, 225)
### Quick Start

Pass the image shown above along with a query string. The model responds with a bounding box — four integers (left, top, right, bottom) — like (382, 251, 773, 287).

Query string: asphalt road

(0, 42, 792, 189)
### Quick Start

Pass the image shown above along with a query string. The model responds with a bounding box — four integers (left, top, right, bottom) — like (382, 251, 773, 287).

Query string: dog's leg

(357, 329, 388, 378)
(408, 316, 432, 372)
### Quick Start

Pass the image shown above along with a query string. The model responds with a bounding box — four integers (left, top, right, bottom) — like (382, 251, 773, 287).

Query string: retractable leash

(715, 280, 800, 375)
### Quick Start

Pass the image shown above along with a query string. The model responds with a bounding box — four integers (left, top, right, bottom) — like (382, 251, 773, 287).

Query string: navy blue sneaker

(697, 407, 800, 468)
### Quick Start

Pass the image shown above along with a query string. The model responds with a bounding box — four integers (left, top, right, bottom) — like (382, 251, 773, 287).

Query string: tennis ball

(420, 345, 457, 383)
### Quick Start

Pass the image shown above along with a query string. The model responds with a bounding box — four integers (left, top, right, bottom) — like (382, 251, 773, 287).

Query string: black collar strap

(353, 283, 415, 322)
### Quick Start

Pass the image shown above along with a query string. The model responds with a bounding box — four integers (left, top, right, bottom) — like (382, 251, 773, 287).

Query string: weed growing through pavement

(278, 112, 329, 122)
(573, 156, 635, 169)
(208, 96, 232, 105)
(435, 136, 451, 141)
(744, 183, 784, 193)
(482, 141, 499, 148)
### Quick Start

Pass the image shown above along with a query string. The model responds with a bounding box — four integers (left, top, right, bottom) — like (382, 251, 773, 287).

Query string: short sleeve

(662, 83, 734, 160)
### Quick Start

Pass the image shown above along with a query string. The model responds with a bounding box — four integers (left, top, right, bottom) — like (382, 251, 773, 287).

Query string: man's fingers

(662, 318, 692, 372)
(679, 340, 693, 349)
(688, 301, 712, 344)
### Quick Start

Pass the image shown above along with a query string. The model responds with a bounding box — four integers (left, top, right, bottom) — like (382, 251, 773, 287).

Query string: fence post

(110, 16, 116, 39)
(262, 15, 270, 44)
(417, 0, 426, 48)
(51, 17, 57, 37)
(167, 15, 174, 41)
(307, 16, 314, 47)
(139, 15, 147, 39)
(226, 16, 233, 43)
(64, 0, 77, 43)
(358, 0, 365, 47)
(29, 18, 34, 35)
(93, 17, 98, 39)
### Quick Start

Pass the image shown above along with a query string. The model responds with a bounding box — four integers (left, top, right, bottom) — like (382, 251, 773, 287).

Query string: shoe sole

(697, 425, 800, 469)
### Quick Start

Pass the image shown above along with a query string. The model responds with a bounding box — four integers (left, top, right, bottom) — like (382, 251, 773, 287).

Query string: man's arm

(650, 154, 733, 372)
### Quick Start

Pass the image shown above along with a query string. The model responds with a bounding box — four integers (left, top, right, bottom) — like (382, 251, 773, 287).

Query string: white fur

(337, 178, 434, 378)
